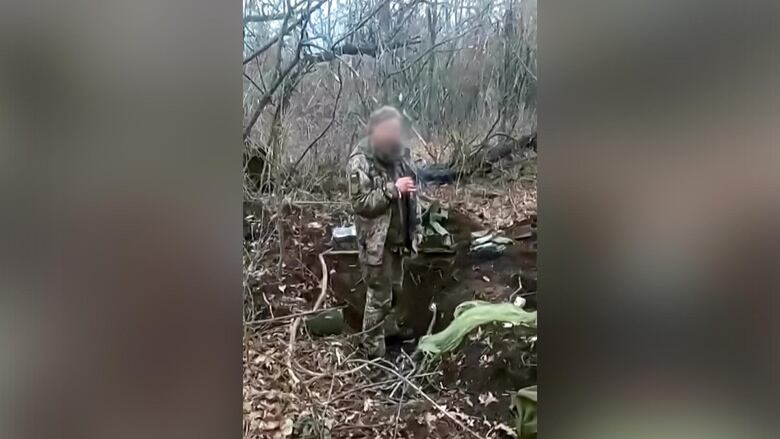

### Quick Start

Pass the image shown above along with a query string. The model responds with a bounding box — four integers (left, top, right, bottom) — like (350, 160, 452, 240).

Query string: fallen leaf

(482, 276, 490, 282)
(479, 392, 498, 406)
(493, 422, 518, 437)
(260, 420, 280, 430)
(491, 236, 514, 245)
(471, 230, 491, 238)
(281, 418, 294, 437)
(324, 418, 335, 430)
(278, 285, 286, 292)
(424, 411, 437, 428)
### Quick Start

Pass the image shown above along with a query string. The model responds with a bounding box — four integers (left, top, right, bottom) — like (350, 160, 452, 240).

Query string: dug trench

(244, 199, 537, 436)
(323, 208, 537, 417)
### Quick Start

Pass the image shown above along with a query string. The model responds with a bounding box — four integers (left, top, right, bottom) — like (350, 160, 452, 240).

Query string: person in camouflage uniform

(347, 106, 420, 358)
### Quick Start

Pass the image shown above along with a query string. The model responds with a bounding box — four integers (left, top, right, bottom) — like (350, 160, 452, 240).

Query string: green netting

(417, 301, 537, 355)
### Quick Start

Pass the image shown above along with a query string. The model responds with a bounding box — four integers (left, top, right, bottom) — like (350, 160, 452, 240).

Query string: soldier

(347, 106, 419, 358)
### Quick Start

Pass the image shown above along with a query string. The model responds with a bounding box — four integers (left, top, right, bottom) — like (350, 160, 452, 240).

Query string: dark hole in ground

(299, 208, 538, 432)
(325, 209, 538, 428)
(327, 210, 537, 338)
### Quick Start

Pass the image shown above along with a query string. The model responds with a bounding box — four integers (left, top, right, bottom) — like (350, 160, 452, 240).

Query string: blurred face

(370, 117, 402, 159)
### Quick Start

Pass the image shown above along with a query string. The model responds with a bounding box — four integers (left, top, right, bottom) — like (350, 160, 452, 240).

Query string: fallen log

(468, 132, 536, 172)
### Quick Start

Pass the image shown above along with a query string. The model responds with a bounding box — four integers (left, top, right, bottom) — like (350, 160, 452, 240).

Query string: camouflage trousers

(361, 247, 404, 358)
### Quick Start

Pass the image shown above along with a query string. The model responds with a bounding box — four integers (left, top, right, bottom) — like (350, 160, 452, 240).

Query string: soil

(324, 206, 537, 428)
(243, 182, 537, 439)
(328, 208, 537, 337)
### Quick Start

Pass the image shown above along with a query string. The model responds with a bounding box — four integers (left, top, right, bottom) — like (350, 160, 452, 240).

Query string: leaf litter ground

(244, 179, 536, 438)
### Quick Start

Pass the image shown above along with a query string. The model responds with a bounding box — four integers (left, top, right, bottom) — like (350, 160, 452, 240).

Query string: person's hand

(394, 176, 416, 194)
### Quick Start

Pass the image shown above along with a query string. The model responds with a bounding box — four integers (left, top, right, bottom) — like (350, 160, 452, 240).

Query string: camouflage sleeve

(348, 155, 397, 218)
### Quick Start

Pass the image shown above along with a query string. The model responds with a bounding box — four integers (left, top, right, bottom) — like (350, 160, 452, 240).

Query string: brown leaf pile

(426, 181, 536, 230)
(243, 322, 522, 438)
(244, 184, 535, 438)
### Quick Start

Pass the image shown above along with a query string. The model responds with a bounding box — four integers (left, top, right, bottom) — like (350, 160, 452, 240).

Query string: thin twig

(346, 359, 487, 439)
(518, 56, 537, 81)
(288, 64, 344, 172)
(245, 305, 345, 326)
(243, 7, 312, 140)
(289, 200, 350, 206)
(287, 250, 332, 384)
(333, 423, 387, 431)
(386, 25, 482, 77)
(391, 382, 406, 439)
(330, 0, 392, 49)
(328, 372, 438, 403)
(299, 360, 373, 381)
(242, 0, 327, 65)
(243, 72, 264, 94)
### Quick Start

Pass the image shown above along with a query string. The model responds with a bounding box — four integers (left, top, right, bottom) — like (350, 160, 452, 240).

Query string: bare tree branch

(518, 55, 537, 81)
(244, 13, 287, 23)
(304, 39, 421, 63)
(329, 0, 391, 49)
(242, 0, 327, 65)
(386, 25, 482, 77)
(289, 66, 343, 171)
(243, 72, 264, 93)
(243, 11, 312, 141)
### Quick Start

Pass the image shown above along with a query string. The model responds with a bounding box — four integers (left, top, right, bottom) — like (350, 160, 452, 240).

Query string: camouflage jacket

(348, 138, 419, 265)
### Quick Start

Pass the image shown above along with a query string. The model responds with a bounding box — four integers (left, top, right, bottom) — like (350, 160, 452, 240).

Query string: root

(347, 359, 487, 439)
(287, 250, 331, 385)
(246, 305, 344, 327)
